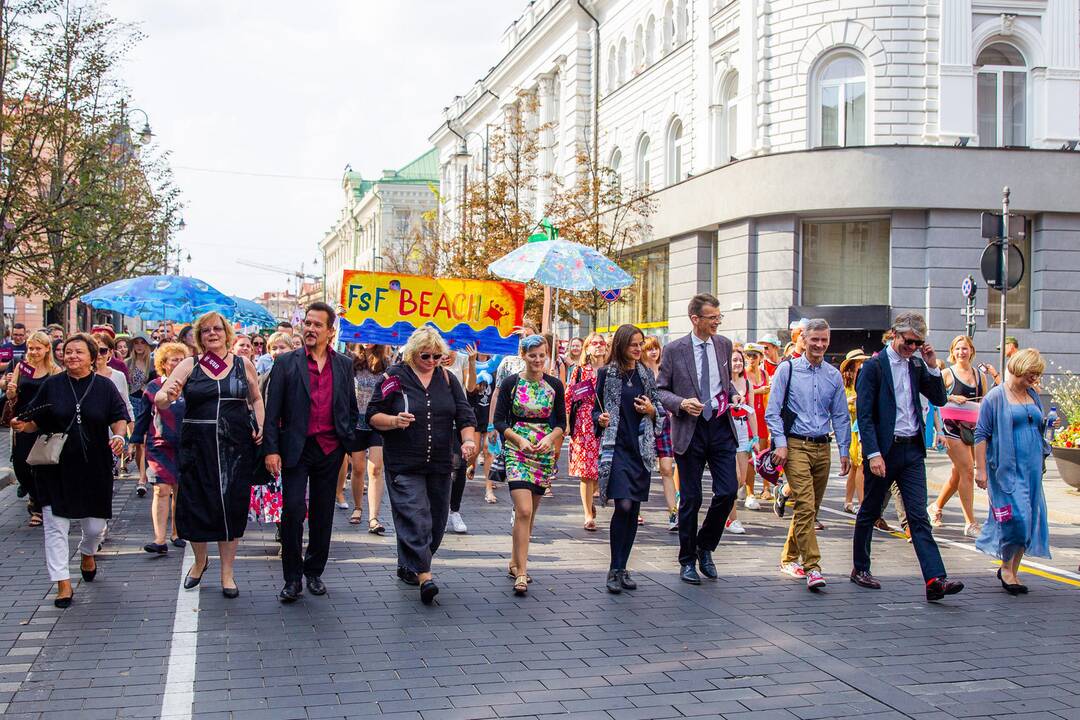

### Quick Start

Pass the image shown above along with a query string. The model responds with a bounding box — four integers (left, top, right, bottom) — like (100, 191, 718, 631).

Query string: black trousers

(280, 437, 346, 583)
(853, 441, 946, 582)
(386, 470, 452, 574)
(673, 414, 738, 567)
(450, 446, 467, 513)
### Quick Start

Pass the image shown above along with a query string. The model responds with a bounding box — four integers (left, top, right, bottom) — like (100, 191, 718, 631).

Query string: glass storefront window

(801, 219, 890, 305)
(600, 245, 669, 333)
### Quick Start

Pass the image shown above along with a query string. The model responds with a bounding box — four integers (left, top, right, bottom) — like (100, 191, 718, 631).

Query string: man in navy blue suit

(850, 312, 964, 602)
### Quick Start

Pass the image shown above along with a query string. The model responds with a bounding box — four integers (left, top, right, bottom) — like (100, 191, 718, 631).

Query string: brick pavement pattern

(0, 454, 1078, 719)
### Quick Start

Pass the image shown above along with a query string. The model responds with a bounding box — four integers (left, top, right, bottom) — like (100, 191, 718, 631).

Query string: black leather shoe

(171, 537, 186, 548)
(80, 556, 97, 582)
(419, 579, 439, 605)
(849, 570, 881, 589)
(926, 577, 964, 602)
(183, 558, 210, 590)
(144, 542, 168, 555)
(605, 570, 622, 594)
(278, 580, 302, 603)
(54, 592, 73, 609)
(619, 570, 637, 590)
(997, 569, 1023, 596)
(305, 575, 327, 596)
(697, 550, 718, 579)
(396, 566, 419, 586)
(222, 586, 239, 599)
(680, 564, 702, 585)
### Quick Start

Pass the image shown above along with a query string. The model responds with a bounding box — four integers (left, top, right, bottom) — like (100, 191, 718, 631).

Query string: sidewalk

(925, 449, 1080, 525)
(0, 430, 12, 488)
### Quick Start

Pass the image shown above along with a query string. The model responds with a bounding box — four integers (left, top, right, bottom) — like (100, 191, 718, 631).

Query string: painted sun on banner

(338, 270, 526, 354)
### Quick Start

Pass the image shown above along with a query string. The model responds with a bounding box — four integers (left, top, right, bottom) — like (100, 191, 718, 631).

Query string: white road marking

(159, 543, 198, 720)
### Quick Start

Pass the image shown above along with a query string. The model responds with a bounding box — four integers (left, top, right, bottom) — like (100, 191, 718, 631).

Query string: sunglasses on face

(901, 336, 924, 348)
(419, 352, 444, 361)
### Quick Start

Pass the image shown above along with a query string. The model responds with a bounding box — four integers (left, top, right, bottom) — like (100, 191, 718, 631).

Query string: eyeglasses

(419, 352, 444, 361)
(901, 336, 924, 348)
(694, 313, 724, 323)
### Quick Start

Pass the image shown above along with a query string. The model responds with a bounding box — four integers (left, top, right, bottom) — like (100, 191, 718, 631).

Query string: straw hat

(839, 349, 870, 374)
(743, 342, 764, 356)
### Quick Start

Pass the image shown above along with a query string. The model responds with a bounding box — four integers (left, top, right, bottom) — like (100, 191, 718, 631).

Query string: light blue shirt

(765, 356, 851, 456)
(865, 344, 942, 460)
(255, 353, 274, 374)
(690, 333, 723, 411)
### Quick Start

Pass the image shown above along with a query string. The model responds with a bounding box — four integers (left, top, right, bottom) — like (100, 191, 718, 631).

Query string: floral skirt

(504, 422, 556, 488)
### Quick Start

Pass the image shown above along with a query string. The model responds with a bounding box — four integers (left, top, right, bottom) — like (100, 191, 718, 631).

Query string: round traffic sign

(980, 242, 1024, 291)
(600, 288, 622, 303)
(961, 275, 976, 299)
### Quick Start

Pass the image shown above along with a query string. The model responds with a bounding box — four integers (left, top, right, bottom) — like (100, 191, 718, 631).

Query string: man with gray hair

(765, 319, 850, 591)
(851, 312, 963, 602)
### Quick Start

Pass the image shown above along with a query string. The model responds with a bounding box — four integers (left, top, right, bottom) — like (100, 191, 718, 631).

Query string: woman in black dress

(11, 333, 129, 608)
(156, 312, 264, 599)
(4, 330, 61, 526)
(595, 324, 662, 594)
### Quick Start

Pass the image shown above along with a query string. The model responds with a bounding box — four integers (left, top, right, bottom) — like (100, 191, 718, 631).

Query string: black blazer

(855, 348, 947, 460)
(262, 348, 358, 468)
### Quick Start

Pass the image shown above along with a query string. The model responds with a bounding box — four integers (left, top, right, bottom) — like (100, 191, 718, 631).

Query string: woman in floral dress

(568, 332, 607, 530)
(492, 335, 565, 595)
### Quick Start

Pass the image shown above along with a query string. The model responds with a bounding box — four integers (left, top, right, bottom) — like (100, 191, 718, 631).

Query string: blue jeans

(853, 441, 947, 582)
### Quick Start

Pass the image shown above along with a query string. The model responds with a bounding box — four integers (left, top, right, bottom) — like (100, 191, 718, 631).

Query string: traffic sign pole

(999, 187, 1010, 376)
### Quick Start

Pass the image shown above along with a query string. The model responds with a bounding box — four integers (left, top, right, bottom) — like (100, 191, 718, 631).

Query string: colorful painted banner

(339, 270, 526, 354)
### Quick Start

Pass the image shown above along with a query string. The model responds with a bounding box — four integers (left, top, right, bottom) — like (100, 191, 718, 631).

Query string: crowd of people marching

(0, 296, 1055, 608)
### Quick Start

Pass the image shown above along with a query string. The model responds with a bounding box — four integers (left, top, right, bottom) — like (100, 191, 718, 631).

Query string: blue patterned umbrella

(228, 296, 276, 327)
(80, 275, 236, 322)
(488, 238, 633, 291)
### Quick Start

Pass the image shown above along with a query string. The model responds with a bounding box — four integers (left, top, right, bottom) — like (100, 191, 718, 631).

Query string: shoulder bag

(27, 374, 95, 466)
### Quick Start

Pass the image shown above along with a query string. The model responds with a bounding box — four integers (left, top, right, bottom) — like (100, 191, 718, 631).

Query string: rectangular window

(801, 219, 890, 305)
(986, 221, 1031, 329)
(977, 72, 997, 146)
(602, 246, 669, 331)
(394, 211, 410, 237)
(821, 85, 840, 147)
(845, 81, 866, 146)
(1003, 71, 1026, 146)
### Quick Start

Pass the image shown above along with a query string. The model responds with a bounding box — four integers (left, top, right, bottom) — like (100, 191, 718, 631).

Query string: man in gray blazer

(657, 293, 741, 584)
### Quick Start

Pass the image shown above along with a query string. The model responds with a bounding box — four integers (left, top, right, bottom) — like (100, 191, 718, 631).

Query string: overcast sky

(107, 1, 524, 299)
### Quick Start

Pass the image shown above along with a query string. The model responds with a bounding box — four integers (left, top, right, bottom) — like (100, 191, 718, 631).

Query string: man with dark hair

(657, 293, 741, 584)
(47, 324, 65, 342)
(1, 323, 28, 373)
(263, 302, 356, 602)
(276, 320, 294, 334)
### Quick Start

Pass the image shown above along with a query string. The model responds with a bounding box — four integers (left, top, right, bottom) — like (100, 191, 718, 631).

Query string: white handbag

(25, 375, 96, 466)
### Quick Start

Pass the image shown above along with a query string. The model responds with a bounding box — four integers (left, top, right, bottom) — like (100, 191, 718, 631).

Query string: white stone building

(433, 0, 1080, 364)
(320, 150, 439, 307)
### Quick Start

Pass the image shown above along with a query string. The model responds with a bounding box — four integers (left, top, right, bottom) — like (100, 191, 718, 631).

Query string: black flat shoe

(997, 568, 1023, 596)
(278, 580, 302, 603)
(171, 537, 186, 548)
(305, 576, 327, 596)
(183, 558, 211, 590)
(54, 593, 73, 609)
(606, 570, 622, 594)
(419, 579, 439, 605)
(222, 586, 240, 599)
(144, 542, 168, 555)
(396, 566, 419, 586)
(80, 557, 97, 582)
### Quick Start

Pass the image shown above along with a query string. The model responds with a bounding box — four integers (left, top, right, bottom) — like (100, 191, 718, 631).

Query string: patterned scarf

(598, 363, 663, 504)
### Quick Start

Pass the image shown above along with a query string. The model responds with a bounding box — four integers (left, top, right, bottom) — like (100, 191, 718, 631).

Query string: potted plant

(1046, 365, 1080, 490)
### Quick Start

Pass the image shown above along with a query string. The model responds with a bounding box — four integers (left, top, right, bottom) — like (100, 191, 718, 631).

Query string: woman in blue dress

(974, 348, 1051, 595)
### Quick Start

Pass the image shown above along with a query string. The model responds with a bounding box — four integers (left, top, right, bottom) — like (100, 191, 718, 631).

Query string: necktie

(699, 342, 713, 421)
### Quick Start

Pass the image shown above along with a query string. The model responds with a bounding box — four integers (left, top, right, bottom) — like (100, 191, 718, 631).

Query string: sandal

(485, 491, 497, 504)
(584, 519, 597, 532)
(507, 565, 532, 583)
(513, 574, 529, 596)
(349, 509, 363, 525)
(368, 518, 385, 535)
(28, 512, 43, 527)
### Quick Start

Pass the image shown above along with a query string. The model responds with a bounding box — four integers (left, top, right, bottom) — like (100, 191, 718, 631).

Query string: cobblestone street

(1, 452, 1079, 720)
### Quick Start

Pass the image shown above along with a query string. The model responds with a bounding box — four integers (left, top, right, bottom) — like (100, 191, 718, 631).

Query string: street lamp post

(452, 127, 490, 243)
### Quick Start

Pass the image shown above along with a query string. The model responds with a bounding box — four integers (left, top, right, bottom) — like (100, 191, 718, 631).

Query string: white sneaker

(725, 519, 746, 535)
(744, 496, 761, 510)
(963, 522, 981, 538)
(447, 511, 467, 534)
(806, 569, 827, 591)
(927, 503, 943, 528)
(779, 562, 806, 578)
(736, 485, 747, 501)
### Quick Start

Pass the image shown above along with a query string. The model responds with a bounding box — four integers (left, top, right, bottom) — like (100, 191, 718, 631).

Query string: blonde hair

(25, 331, 58, 375)
(948, 335, 976, 364)
(193, 311, 235, 354)
(154, 342, 190, 376)
(580, 332, 608, 366)
(402, 325, 449, 367)
(1007, 348, 1045, 379)
(267, 331, 291, 349)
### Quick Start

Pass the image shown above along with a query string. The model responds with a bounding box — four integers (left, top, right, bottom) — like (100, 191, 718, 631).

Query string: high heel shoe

(183, 557, 211, 590)
(80, 555, 97, 582)
(997, 568, 1023, 596)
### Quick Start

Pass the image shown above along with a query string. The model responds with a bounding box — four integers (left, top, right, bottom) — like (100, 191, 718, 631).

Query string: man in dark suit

(264, 302, 359, 602)
(851, 311, 964, 602)
(657, 293, 741, 584)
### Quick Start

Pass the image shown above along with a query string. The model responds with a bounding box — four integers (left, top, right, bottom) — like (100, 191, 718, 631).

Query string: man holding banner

(263, 302, 359, 603)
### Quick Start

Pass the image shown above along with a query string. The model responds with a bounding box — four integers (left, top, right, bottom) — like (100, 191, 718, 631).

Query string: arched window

(607, 46, 617, 93)
(636, 134, 651, 188)
(633, 25, 645, 72)
(666, 118, 687, 185)
(675, 0, 689, 45)
(662, 1, 673, 54)
(814, 52, 867, 147)
(976, 42, 1027, 147)
(609, 147, 622, 185)
(645, 15, 656, 64)
(715, 72, 739, 164)
(617, 37, 628, 86)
